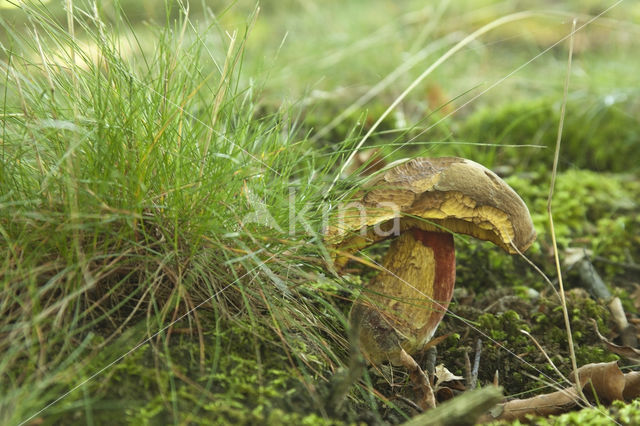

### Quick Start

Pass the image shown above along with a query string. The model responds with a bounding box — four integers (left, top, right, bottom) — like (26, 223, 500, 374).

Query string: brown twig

(464, 350, 472, 389)
(399, 348, 436, 410)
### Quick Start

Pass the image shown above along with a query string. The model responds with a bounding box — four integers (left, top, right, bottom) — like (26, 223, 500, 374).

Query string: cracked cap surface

(326, 156, 536, 260)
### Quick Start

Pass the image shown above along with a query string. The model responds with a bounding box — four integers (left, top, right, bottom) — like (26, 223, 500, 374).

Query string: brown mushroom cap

(326, 157, 536, 261)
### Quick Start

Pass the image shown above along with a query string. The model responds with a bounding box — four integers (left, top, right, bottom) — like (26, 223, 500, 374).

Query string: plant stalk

(547, 18, 587, 405)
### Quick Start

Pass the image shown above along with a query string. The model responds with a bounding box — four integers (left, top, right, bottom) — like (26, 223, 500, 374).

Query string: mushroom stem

(352, 229, 455, 408)
(352, 228, 456, 364)
(410, 228, 456, 342)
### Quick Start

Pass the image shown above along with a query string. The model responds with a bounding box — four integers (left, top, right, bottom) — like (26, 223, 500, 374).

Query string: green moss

(530, 291, 617, 367)
(506, 169, 640, 283)
(472, 311, 537, 392)
(435, 288, 620, 398)
(47, 320, 347, 426)
(478, 311, 531, 342)
(456, 238, 542, 294)
(459, 96, 640, 173)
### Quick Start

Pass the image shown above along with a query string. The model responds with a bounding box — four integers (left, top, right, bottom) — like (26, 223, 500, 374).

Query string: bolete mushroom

(325, 157, 535, 408)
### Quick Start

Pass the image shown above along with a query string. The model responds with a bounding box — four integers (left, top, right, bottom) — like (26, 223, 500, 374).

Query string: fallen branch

(480, 361, 640, 422)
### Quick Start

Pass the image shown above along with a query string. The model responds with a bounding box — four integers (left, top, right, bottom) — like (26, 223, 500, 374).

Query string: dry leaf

(434, 363, 464, 386)
(435, 386, 456, 402)
(434, 364, 465, 403)
(423, 333, 452, 351)
(623, 372, 640, 401)
(486, 387, 579, 421)
(592, 319, 640, 363)
(608, 297, 638, 348)
(575, 361, 625, 403)
(482, 361, 640, 422)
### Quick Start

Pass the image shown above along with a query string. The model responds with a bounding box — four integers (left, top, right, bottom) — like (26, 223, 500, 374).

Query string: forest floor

(1, 0, 639, 424)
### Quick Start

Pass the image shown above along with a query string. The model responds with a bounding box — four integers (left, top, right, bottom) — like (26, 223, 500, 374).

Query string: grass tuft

(1, 2, 356, 423)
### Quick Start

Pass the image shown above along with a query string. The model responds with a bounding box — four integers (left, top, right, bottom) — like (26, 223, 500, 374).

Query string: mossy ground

(2, 0, 639, 424)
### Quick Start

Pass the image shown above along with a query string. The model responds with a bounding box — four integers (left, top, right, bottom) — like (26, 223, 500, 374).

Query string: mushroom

(326, 157, 536, 408)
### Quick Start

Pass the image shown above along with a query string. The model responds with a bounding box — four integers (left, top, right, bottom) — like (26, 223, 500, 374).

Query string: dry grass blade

(546, 17, 586, 405)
